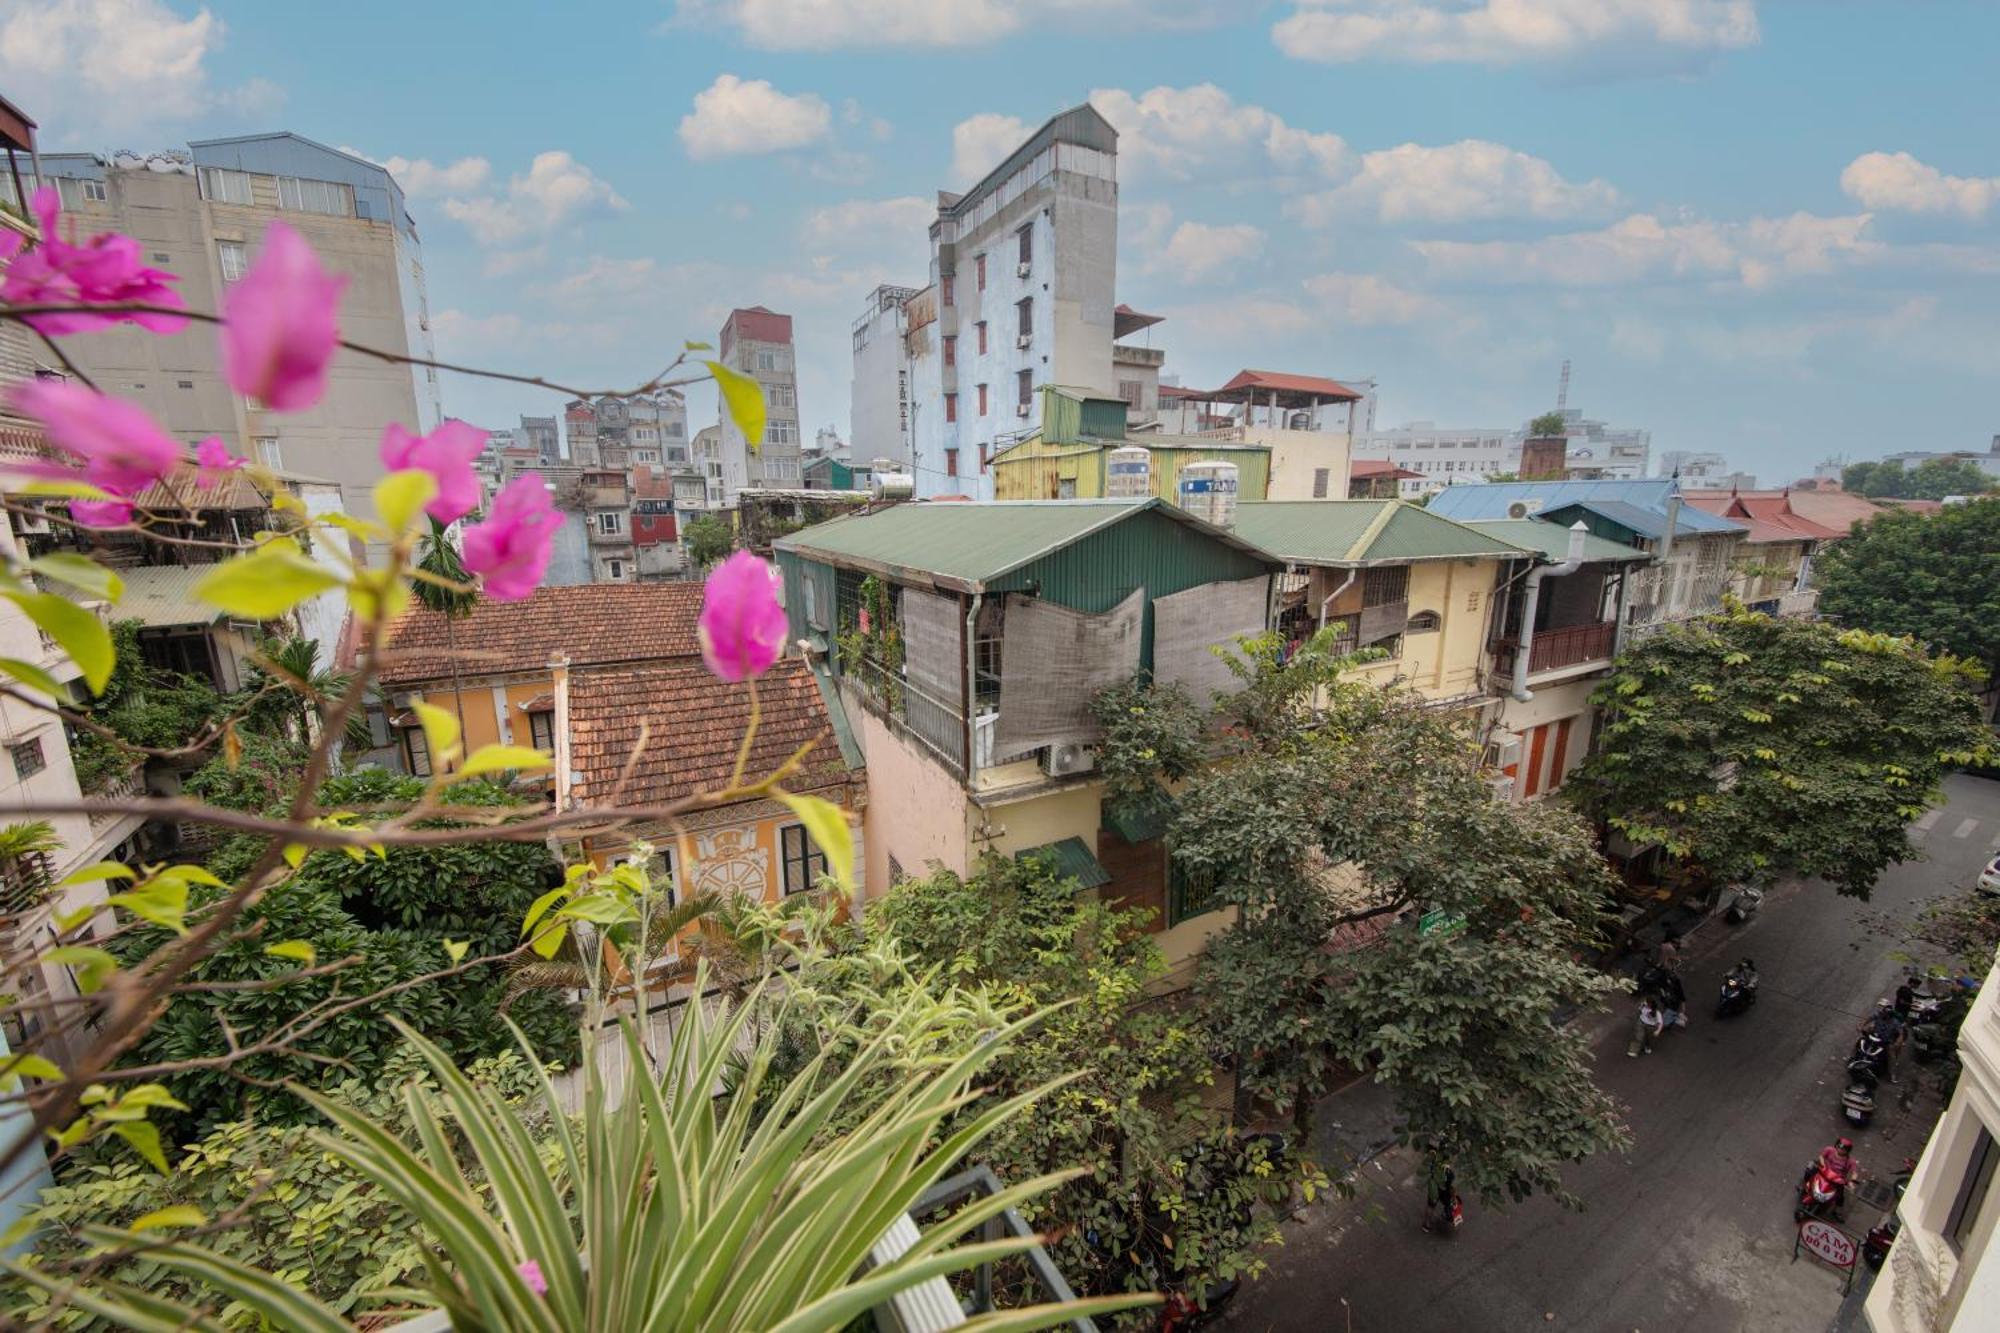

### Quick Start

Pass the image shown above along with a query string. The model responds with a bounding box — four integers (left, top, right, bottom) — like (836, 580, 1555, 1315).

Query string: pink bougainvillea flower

(379, 420, 487, 523)
(0, 187, 187, 334)
(515, 1260, 547, 1296)
(219, 221, 346, 412)
(10, 379, 180, 500)
(698, 550, 786, 683)
(194, 436, 244, 488)
(461, 476, 559, 602)
(67, 497, 135, 529)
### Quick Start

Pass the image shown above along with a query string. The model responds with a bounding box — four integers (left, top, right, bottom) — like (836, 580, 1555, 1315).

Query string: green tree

(1528, 411, 1567, 437)
(1571, 607, 1991, 896)
(1843, 460, 1893, 497)
(1846, 457, 1997, 501)
(1816, 497, 2000, 675)
(684, 513, 733, 570)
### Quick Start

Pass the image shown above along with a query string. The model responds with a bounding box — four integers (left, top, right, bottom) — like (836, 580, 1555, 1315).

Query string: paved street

(1223, 773, 2000, 1333)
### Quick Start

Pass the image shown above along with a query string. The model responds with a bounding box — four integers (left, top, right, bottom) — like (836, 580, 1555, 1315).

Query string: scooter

(1717, 972, 1758, 1018)
(1720, 883, 1765, 924)
(1797, 1159, 1850, 1224)
(1841, 1033, 1890, 1126)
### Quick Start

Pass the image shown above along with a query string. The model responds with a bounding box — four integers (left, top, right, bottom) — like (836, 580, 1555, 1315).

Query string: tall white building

(907, 105, 1120, 499)
(1353, 422, 1520, 498)
(849, 284, 919, 468)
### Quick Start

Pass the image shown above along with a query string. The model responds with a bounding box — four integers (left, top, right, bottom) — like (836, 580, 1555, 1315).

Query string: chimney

(1659, 491, 1682, 564)
(550, 650, 573, 810)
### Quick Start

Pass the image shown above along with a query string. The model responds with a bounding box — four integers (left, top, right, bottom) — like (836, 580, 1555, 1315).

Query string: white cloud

(802, 196, 934, 249)
(1291, 139, 1620, 225)
(1273, 0, 1760, 70)
(676, 0, 1233, 49)
(1087, 84, 1348, 183)
(1411, 211, 1877, 290)
(1155, 297, 1319, 341)
(1151, 221, 1266, 282)
(1302, 271, 1443, 325)
(679, 74, 832, 160)
(440, 151, 627, 246)
(380, 155, 492, 199)
(1840, 151, 1998, 220)
(951, 113, 1030, 186)
(0, 0, 279, 138)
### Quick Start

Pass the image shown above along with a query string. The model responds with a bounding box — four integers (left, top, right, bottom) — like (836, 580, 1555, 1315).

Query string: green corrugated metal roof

(114, 565, 227, 627)
(774, 498, 1274, 592)
(1233, 500, 1522, 566)
(1463, 519, 1652, 564)
(1015, 836, 1111, 889)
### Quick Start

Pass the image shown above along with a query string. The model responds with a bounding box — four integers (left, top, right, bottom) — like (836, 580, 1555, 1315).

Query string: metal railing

(1490, 620, 1618, 678)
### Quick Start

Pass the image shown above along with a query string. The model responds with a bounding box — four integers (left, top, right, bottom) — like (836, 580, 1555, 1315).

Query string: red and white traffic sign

(1798, 1219, 1857, 1269)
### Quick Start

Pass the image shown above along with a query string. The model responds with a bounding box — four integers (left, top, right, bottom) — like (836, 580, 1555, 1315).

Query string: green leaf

(265, 940, 317, 964)
(0, 1053, 62, 1083)
(684, 339, 714, 351)
(32, 553, 123, 602)
(19, 477, 115, 500)
(53, 861, 136, 889)
(530, 920, 568, 960)
(454, 743, 550, 778)
(111, 1120, 168, 1173)
(0, 656, 65, 698)
(706, 359, 767, 454)
(443, 938, 468, 965)
(520, 883, 568, 938)
(282, 842, 308, 869)
(775, 789, 854, 895)
(131, 1205, 208, 1233)
(107, 878, 191, 933)
(374, 469, 439, 538)
(0, 590, 113, 694)
(193, 540, 344, 620)
(117, 1084, 190, 1113)
(45, 945, 117, 992)
(412, 701, 461, 766)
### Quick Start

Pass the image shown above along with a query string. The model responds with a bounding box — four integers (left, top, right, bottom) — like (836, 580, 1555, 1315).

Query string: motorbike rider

(1817, 1137, 1858, 1211)
(1862, 1000, 1906, 1084)
(1895, 975, 1922, 1019)
(1727, 958, 1759, 992)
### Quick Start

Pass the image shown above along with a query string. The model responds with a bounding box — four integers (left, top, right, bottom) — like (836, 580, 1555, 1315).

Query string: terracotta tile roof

(1211, 369, 1362, 402)
(1349, 458, 1423, 479)
(381, 582, 707, 685)
(1780, 488, 1889, 536)
(1683, 491, 1842, 543)
(567, 658, 851, 806)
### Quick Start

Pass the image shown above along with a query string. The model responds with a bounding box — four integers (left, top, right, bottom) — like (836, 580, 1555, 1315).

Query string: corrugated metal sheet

(117, 565, 225, 627)
(1425, 479, 1745, 534)
(1465, 519, 1651, 564)
(1015, 836, 1111, 889)
(1233, 500, 1520, 565)
(996, 435, 1271, 503)
(777, 501, 1146, 589)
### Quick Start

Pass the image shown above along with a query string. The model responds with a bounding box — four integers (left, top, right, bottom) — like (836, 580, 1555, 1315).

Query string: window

(1117, 380, 1142, 406)
(635, 450, 657, 463)
(8, 737, 45, 780)
(944, 393, 958, 424)
(1016, 297, 1032, 339)
(766, 421, 798, 446)
(945, 448, 959, 478)
(976, 321, 988, 355)
(665, 420, 683, 437)
(1017, 223, 1033, 265)
(766, 384, 795, 409)
(975, 254, 987, 291)
(781, 823, 828, 895)
(942, 335, 956, 368)
(403, 726, 432, 778)
(977, 383, 988, 416)
(597, 511, 622, 533)
(1406, 610, 1442, 633)
(941, 274, 955, 307)
(1363, 566, 1409, 608)
(1948, 1125, 1998, 1254)
(200, 167, 253, 205)
(217, 240, 248, 283)
(528, 710, 555, 751)
(278, 176, 351, 216)
(1017, 369, 1033, 407)
(55, 177, 106, 208)
(979, 443, 989, 472)
(643, 845, 677, 903)
(1168, 855, 1219, 927)
(1313, 467, 1330, 499)
(607, 559, 624, 580)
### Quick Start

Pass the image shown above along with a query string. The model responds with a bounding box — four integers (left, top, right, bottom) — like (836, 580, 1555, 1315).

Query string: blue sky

(4, 0, 1996, 483)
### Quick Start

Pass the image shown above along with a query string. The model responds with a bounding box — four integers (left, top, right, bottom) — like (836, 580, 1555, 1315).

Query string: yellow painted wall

(1254, 428, 1352, 502)
(590, 785, 866, 904)
(979, 782, 1104, 859)
(407, 674, 551, 770)
(1306, 558, 1504, 703)
(991, 437, 1273, 502)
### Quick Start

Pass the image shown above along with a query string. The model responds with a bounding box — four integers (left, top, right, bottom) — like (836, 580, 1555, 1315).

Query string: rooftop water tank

(1105, 446, 1152, 499)
(871, 472, 916, 501)
(1176, 461, 1239, 529)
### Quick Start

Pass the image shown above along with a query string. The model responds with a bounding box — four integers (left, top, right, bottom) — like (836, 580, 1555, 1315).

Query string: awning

(1013, 836, 1111, 889)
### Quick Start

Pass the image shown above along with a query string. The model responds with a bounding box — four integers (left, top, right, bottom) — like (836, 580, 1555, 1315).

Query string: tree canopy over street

(1815, 496, 2000, 676)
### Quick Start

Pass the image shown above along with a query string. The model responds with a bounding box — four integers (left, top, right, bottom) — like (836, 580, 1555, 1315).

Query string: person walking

(1421, 1163, 1461, 1234)
(1658, 967, 1689, 1029)
(1628, 995, 1666, 1057)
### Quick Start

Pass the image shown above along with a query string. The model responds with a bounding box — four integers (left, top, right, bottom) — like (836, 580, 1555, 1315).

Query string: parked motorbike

(1840, 1080, 1877, 1127)
(1720, 883, 1765, 924)
(1863, 1159, 1918, 1271)
(1911, 991, 1966, 1064)
(1841, 1032, 1890, 1126)
(1797, 1159, 1850, 1224)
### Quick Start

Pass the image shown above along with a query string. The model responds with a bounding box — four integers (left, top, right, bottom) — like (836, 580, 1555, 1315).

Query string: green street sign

(1420, 909, 1467, 938)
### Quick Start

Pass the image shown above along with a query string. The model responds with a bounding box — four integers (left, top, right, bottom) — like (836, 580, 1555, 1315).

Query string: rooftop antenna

(1556, 359, 1571, 412)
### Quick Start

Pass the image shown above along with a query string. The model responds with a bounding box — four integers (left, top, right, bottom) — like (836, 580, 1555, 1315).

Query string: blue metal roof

(1424, 479, 1744, 535)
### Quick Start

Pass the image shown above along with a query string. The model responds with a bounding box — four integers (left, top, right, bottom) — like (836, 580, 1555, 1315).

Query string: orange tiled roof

(1781, 488, 1890, 536)
(567, 657, 850, 806)
(381, 582, 706, 684)
(1683, 491, 1842, 543)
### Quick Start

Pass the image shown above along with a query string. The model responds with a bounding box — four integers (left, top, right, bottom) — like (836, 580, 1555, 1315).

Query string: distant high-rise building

(850, 283, 919, 468)
(33, 134, 439, 536)
(906, 105, 1120, 499)
(520, 414, 560, 463)
(717, 306, 801, 497)
(1532, 408, 1650, 480)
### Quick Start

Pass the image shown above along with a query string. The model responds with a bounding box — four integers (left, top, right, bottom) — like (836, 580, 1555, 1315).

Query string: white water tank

(1176, 460, 1239, 528)
(1106, 446, 1152, 498)
(871, 472, 915, 500)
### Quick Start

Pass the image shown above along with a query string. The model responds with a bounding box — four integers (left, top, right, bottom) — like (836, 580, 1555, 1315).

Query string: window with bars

(781, 824, 827, 895)
(945, 393, 958, 423)
(1363, 566, 1409, 608)
(1017, 369, 1033, 408)
(1017, 223, 1033, 265)
(1168, 854, 1219, 926)
(941, 275, 954, 307)
(1016, 297, 1032, 339)
(943, 335, 956, 368)
(0, 848, 52, 914)
(8, 737, 45, 780)
(1313, 467, 1329, 498)
(642, 845, 678, 904)
(278, 176, 351, 216)
(402, 727, 432, 778)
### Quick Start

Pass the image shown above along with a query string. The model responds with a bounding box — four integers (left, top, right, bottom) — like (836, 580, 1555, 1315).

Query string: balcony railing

(1490, 620, 1618, 679)
(88, 763, 145, 830)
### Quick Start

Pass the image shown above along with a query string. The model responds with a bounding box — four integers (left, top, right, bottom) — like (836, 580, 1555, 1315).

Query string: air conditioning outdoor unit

(1505, 499, 1544, 519)
(1016, 262, 1031, 278)
(1015, 334, 1033, 349)
(1041, 742, 1095, 778)
(1015, 403, 1031, 418)
(1488, 775, 1516, 802)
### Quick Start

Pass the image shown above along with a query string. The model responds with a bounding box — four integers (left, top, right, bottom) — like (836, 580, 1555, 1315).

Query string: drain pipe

(1509, 522, 1589, 702)
(1317, 569, 1358, 631)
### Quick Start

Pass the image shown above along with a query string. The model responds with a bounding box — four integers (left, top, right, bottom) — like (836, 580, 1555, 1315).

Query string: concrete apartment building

(1353, 423, 1521, 498)
(35, 134, 438, 535)
(906, 105, 1120, 500)
(1658, 450, 1757, 492)
(1539, 408, 1651, 480)
(521, 414, 560, 463)
(717, 306, 802, 496)
(564, 391, 688, 470)
(849, 283, 920, 468)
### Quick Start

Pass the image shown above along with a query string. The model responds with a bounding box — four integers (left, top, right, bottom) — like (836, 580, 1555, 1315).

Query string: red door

(1522, 724, 1549, 798)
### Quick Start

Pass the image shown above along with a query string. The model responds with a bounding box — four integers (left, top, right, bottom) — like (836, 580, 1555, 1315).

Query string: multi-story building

(690, 423, 733, 510)
(1353, 422, 1521, 497)
(521, 414, 560, 464)
(35, 134, 438, 538)
(579, 466, 635, 583)
(1658, 450, 1757, 492)
(906, 105, 1121, 500)
(630, 465, 683, 581)
(850, 284, 919, 468)
(718, 306, 802, 494)
(565, 399, 599, 467)
(1684, 490, 1836, 615)
(1535, 408, 1651, 480)
(627, 390, 689, 469)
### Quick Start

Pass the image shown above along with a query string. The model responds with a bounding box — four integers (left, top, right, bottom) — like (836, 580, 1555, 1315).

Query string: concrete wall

(1493, 675, 1599, 800)
(1258, 427, 1353, 502)
(852, 697, 974, 886)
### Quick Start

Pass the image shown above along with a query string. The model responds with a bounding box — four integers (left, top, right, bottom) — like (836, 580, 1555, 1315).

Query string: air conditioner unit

(1015, 403, 1031, 418)
(1016, 262, 1031, 278)
(1505, 498, 1545, 519)
(1041, 742, 1096, 777)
